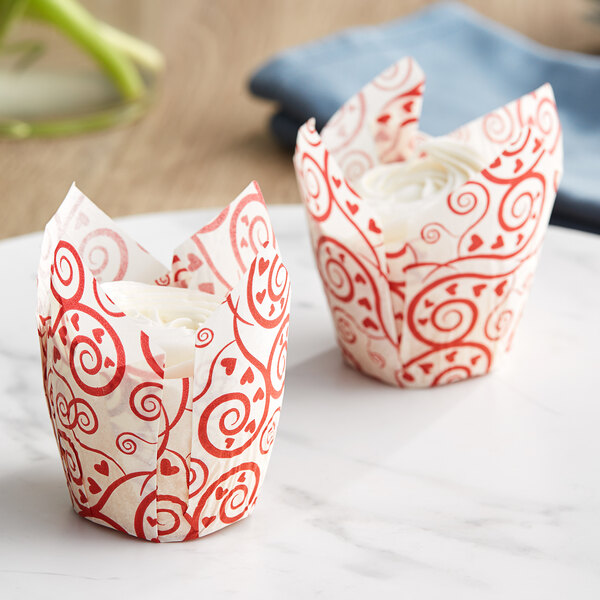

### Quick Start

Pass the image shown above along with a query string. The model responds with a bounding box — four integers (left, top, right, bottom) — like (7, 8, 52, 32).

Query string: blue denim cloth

(249, 2, 600, 233)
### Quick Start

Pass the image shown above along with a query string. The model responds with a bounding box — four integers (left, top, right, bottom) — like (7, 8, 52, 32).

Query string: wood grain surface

(1, 0, 598, 239)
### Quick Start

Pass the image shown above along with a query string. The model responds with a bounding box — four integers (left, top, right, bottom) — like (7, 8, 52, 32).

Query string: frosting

(355, 138, 486, 244)
(101, 281, 220, 378)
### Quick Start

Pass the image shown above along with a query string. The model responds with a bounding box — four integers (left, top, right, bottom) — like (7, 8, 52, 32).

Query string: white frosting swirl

(101, 281, 220, 378)
(355, 138, 485, 244)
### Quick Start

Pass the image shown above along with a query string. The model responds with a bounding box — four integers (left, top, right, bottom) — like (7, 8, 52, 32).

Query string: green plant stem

(25, 0, 146, 101)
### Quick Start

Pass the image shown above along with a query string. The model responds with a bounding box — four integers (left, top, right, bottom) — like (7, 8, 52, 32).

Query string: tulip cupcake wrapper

(294, 57, 562, 387)
(37, 182, 290, 541)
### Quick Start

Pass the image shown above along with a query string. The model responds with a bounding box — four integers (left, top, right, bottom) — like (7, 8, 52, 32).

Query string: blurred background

(1, 0, 599, 240)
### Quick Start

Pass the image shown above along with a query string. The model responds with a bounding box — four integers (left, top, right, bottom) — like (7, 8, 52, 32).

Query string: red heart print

(368, 219, 382, 234)
(468, 235, 483, 252)
(355, 273, 366, 285)
(491, 235, 504, 249)
(495, 280, 507, 296)
(245, 420, 256, 434)
(418, 318, 428, 326)
(87, 477, 101, 494)
(258, 257, 270, 275)
(53, 347, 61, 363)
(71, 313, 80, 331)
(94, 460, 109, 476)
(253, 388, 264, 402)
(240, 238, 249, 248)
(445, 351, 457, 362)
(92, 328, 104, 344)
(533, 138, 542, 153)
(419, 362, 433, 374)
(514, 158, 523, 173)
(424, 299, 434, 308)
(104, 357, 115, 368)
(187, 253, 203, 271)
(78, 489, 88, 504)
(59, 326, 68, 345)
(241, 215, 249, 226)
(147, 516, 158, 527)
(269, 304, 275, 316)
(357, 297, 372, 311)
(202, 516, 216, 528)
(403, 100, 414, 112)
(198, 282, 215, 294)
(238, 473, 246, 483)
(402, 372, 415, 382)
(489, 156, 501, 169)
(215, 487, 228, 500)
(240, 367, 254, 385)
(446, 283, 457, 295)
(471, 355, 481, 366)
(160, 458, 179, 476)
(225, 437, 234, 449)
(346, 201, 359, 215)
(472, 284, 486, 297)
(362, 317, 378, 330)
(332, 176, 342, 188)
(256, 289, 266, 304)
(516, 233, 524, 245)
(376, 114, 391, 123)
(221, 358, 236, 376)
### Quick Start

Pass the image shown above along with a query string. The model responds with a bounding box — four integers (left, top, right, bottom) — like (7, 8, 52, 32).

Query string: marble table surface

(1, 205, 599, 599)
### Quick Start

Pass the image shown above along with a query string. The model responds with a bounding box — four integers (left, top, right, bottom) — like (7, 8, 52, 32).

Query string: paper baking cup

(37, 182, 290, 541)
(294, 57, 562, 387)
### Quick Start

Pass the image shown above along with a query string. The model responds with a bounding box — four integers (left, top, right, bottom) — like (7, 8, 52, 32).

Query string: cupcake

(37, 182, 290, 541)
(294, 57, 562, 387)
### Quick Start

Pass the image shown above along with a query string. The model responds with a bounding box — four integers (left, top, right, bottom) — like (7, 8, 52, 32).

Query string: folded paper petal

(38, 183, 290, 541)
(294, 57, 562, 387)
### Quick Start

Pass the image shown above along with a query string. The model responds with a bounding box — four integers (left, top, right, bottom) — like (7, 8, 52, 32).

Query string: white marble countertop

(1, 206, 599, 599)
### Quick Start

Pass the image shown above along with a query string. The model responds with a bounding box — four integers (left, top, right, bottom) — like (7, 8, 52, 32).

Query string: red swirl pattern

(294, 57, 563, 387)
(37, 182, 290, 541)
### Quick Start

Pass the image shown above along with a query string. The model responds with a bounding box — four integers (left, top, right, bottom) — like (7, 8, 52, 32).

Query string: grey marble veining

(1, 206, 599, 599)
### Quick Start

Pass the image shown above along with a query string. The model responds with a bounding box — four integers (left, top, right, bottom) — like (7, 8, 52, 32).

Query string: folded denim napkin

(249, 2, 600, 233)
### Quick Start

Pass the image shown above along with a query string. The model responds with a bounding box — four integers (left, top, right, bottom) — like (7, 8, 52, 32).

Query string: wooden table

(1, 0, 598, 239)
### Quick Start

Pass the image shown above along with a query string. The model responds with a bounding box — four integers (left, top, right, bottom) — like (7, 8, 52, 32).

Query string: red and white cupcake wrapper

(37, 182, 290, 541)
(294, 57, 562, 387)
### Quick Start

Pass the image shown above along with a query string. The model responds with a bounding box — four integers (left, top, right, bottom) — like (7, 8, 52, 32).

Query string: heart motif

(92, 328, 104, 344)
(376, 114, 391, 124)
(368, 219, 382, 234)
(445, 351, 457, 362)
(362, 317, 378, 330)
(514, 158, 523, 173)
(495, 280, 507, 296)
(403, 372, 415, 382)
(78, 489, 88, 504)
(332, 176, 342, 188)
(202, 516, 216, 528)
(59, 326, 68, 345)
(253, 388, 265, 403)
(516, 233, 524, 245)
(471, 355, 481, 366)
(354, 273, 366, 285)
(357, 297, 372, 311)
(87, 477, 101, 495)
(104, 357, 115, 368)
(147, 516, 158, 527)
(241, 215, 249, 226)
(198, 282, 215, 294)
(238, 473, 246, 483)
(256, 289, 266, 304)
(533, 137, 543, 153)
(472, 284, 486, 297)
(71, 313, 80, 331)
(225, 437, 235, 449)
(489, 156, 501, 169)
(258, 257, 270, 275)
(269, 304, 275, 316)
(468, 234, 483, 252)
(240, 367, 254, 385)
(424, 299, 434, 308)
(245, 420, 256, 434)
(240, 238, 249, 248)
(402, 100, 414, 113)
(187, 253, 203, 271)
(215, 487, 228, 501)
(53, 347, 61, 363)
(94, 460, 109, 476)
(446, 283, 458, 295)
(221, 358, 236, 376)
(419, 362, 433, 374)
(491, 235, 504, 249)
(160, 458, 179, 476)
(346, 201, 359, 215)
(418, 318, 428, 326)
